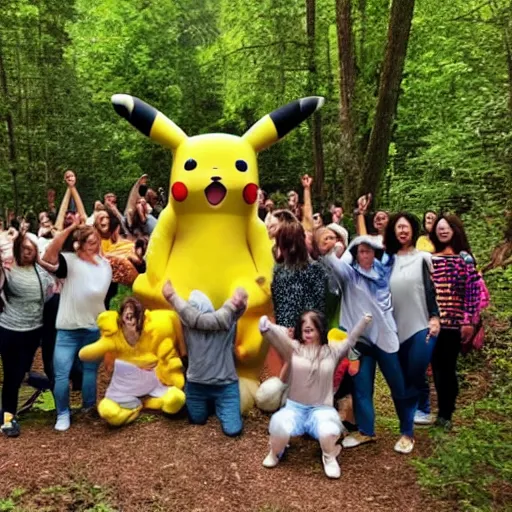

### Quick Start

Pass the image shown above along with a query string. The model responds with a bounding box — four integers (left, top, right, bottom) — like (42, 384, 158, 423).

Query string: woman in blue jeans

(43, 223, 112, 432)
(385, 213, 440, 452)
(326, 235, 413, 452)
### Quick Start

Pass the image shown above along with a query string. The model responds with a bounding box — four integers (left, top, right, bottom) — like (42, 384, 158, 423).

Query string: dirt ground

(0, 352, 454, 512)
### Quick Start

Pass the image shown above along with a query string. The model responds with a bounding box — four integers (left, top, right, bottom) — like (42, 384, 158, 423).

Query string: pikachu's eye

(235, 160, 248, 172)
(184, 159, 197, 171)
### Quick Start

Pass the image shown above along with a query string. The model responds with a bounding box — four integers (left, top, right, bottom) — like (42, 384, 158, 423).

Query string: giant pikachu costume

(111, 95, 324, 412)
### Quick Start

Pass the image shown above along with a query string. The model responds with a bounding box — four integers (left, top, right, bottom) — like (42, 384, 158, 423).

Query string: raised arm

(259, 316, 295, 362)
(331, 314, 372, 360)
(55, 188, 71, 231)
(42, 223, 77, 265)
(301, 174, 314, 233)
(163, 281, 244, 331)
(325, 251, 355, 283)
(69, 187, 87, 223)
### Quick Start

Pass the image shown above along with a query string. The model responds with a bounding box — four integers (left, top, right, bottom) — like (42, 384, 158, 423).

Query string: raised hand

(357, 193, 372, 214)
(259, 315, 271, 333)
(162, 280, 175, 301)
(301, 174, 313, 189)
(231, 287, 248, 309)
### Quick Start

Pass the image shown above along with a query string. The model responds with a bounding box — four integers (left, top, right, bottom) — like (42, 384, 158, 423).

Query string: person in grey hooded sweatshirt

(163, 281, 248, 437)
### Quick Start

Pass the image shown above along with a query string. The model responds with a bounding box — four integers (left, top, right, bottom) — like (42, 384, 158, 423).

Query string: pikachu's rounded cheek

(243, 183, 258, 205)
(171, 182, 188, 202)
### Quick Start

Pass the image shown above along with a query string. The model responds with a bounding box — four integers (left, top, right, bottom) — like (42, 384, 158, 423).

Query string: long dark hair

(273, 222, 309, 268)
(430, 214, 473, 257)
(294, 310, 329, 345)
(384, 212, 421, 255)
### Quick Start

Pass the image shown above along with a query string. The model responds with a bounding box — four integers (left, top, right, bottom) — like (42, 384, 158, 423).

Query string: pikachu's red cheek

(243, 183, 258, 205)
(171, 182, 188, 202)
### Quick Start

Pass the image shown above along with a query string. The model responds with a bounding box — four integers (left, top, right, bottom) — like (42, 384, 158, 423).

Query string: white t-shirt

(56, 252, 112, 330)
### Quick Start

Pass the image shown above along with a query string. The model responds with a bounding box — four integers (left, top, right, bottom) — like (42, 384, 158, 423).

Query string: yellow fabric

(416, 235, 435, 253)
(79, 309, 184, 388)
(116, 97, 320, 413)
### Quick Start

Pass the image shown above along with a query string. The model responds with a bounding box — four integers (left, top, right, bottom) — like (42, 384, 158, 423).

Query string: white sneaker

(54, 411, 70, 432)
(263, 450, 280, 468)
(341, 432, 376, 448)
(414, 410, 433, 425)
(322, 445, 341, 479)
(394, 435, 415, 454)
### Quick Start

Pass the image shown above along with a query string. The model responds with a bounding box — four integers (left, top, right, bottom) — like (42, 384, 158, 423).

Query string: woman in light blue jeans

(43, 223, 112, 432)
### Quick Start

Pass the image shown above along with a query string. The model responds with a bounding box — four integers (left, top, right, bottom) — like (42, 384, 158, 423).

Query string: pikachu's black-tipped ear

(111, 94, 187, 150)
(243, 97, 324, 152)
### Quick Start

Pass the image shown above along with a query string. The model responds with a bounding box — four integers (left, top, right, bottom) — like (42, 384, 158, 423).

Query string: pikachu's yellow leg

(97, 398, 142, 427)
(143, 387, 186, 415)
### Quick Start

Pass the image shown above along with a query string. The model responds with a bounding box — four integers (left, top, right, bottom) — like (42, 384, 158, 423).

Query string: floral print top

(271, 261, 327, 328)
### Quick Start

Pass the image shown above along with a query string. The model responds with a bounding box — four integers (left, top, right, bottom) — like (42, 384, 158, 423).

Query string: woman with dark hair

(416, 210, 437, 253)
(259, 310, 372, 478)
(385, 213, 441, 446)
(325, 235, 414, 452)
(428, 214, 480, 430)
(0, 233, 55, 437)
(271, 222, 327, 329)
(43, 222, 112, 432)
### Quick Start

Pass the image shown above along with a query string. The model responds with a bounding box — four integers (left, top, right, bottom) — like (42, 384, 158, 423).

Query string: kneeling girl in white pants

(259, 310, 371, 479)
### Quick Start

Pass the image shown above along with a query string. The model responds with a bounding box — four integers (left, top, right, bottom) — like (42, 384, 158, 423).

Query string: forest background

(0, 0, 511, 510)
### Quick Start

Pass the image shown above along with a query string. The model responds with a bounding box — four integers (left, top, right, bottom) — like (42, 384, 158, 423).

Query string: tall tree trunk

(0, 35, 19, 214)
(360, 0, 415, 195)
(306, 0, 325, 197)
(335, 0, 362, 209)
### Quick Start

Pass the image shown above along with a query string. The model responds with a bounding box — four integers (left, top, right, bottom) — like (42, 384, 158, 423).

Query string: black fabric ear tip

(112, 101, 130, 120)
(112, 96, 156, 137)
(269, 97, 324, 139)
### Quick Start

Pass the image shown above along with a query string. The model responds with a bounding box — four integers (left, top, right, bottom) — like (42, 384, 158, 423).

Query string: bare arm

(301, 174, 314, 233)
(42, 223, 77, 265)
(70, 187, 87, 223)
(55, 188, 71, 231)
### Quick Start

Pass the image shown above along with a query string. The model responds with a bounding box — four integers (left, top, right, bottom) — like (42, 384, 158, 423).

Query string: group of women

(260, 175, 486, 478)
(0, 170, 163, 436)
(0, 171, 486, 482)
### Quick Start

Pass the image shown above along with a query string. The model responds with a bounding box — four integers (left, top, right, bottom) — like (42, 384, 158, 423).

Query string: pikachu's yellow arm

(156, 337, 185, 389)
(79, 337, 116, 362)
(79, 311, 118, 362)
(144, 204, 177, 286)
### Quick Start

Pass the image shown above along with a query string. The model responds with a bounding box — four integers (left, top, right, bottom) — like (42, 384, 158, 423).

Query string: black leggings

(431, 328, 462, 421)
(0, 326, 42, 415)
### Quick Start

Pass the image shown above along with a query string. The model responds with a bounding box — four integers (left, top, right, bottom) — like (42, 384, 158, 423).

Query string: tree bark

(335, 0, 362, 209)
(306, 0, 325, 197)
(0, 34, 19, 215)
(360, 0, 415, 196)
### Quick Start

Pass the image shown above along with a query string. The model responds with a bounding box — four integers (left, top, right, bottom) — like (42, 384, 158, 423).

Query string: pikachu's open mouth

(205, 181, 227, 206)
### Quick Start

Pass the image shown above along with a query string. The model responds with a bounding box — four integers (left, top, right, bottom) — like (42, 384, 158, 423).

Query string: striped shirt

(431, 254, 480, 329)
(0, 264, 55, 331)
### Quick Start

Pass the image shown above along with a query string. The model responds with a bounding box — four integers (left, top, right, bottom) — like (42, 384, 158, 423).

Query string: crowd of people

(0, 170, 488, 481)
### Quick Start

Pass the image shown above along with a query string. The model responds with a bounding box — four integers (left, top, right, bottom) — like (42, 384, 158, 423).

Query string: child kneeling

(163, 281, 247, 437)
